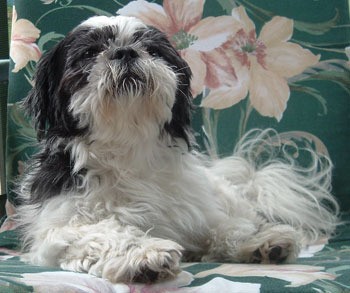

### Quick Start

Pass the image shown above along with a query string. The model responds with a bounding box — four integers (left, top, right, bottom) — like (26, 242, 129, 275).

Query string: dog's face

(25, 16, 193, 146)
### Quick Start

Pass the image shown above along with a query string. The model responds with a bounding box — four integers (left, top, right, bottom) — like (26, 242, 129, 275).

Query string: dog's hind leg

(202, 219, 301, 264)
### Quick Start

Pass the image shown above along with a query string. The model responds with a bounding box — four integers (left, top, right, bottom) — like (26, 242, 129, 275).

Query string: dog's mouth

(119, 70, 145, 85)
(109, 63, 148, 95)
(97, 57, 157, 98)
(117, 73, 146, 95)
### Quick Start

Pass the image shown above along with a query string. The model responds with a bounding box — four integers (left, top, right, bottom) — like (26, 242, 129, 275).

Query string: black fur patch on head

(24, 28, 88, 140)
(23, 26, 117, 140)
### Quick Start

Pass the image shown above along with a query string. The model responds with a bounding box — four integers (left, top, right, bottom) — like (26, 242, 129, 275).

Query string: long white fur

(17, 15, 339, 283)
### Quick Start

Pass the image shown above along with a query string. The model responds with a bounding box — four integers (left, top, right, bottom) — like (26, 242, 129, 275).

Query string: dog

(16, 15, 339, 283)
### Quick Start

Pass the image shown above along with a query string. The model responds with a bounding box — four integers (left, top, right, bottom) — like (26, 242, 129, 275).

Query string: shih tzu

(16, 15, 339, 283)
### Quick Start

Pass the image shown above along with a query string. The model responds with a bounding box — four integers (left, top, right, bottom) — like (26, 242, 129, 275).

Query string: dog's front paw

(131, 246, 182, 283)
(102, 239, 183, 283)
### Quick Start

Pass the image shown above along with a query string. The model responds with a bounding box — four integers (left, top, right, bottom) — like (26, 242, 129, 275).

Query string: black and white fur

(17, 15, 339, 283)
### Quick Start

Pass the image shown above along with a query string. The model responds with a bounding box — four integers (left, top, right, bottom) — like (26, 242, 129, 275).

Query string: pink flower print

(10, 9, 41, 73)
(201, 6, 320, 121)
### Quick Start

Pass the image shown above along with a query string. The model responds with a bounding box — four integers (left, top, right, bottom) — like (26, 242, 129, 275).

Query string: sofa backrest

(6, 0, 350, 211)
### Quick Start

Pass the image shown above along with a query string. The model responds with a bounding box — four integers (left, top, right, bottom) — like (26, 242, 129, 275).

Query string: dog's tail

(211, 128, 340, 244)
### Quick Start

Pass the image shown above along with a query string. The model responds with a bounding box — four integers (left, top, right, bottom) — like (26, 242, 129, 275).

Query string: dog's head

(25, 15, 193, 147)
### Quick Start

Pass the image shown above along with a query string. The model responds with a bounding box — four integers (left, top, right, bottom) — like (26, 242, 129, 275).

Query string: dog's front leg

(26, 217, 183, 283)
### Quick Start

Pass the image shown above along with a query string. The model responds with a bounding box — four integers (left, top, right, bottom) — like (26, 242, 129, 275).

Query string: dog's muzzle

(106, 47, 147, 93)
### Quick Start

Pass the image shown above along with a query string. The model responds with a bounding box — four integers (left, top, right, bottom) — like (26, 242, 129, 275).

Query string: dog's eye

(148, 47, 162, 58)
(83, 48, 99, 59)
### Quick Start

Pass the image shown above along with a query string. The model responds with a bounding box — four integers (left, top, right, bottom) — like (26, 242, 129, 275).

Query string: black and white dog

(17, 15, 339, 283)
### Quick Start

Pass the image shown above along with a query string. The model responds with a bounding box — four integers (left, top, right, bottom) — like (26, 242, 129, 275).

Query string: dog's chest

(83, 157, 224, 249)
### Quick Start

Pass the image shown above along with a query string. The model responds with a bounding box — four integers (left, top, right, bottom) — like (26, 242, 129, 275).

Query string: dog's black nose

(110, 47, 139, 62)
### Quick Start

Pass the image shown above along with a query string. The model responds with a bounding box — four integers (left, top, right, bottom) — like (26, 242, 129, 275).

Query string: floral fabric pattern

(2, 0, 350, 292)
(201, 7, 320, 122)
(9, 8, 41, 73)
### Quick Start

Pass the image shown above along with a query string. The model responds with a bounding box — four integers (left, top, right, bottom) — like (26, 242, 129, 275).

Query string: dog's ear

(166, 56, 194, 148)
(23, 38, 69, 141)
(163, 47, 194, 148)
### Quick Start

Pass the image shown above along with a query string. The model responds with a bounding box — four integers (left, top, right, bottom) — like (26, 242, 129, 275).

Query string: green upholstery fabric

(1, 0, 349, 292)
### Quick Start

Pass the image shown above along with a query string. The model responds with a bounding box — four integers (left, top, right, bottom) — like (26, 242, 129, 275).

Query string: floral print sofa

(1, 0, 349, 292)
